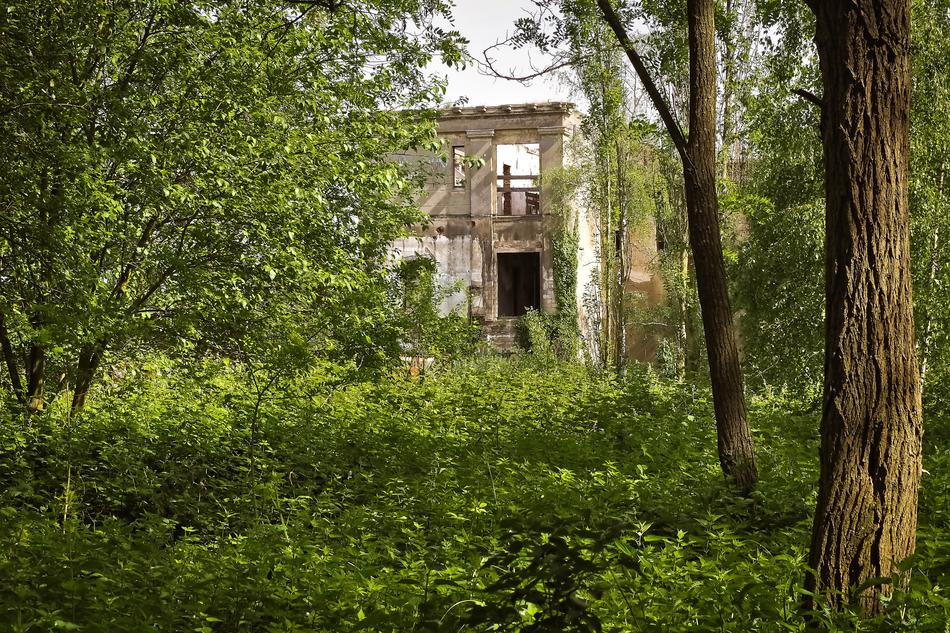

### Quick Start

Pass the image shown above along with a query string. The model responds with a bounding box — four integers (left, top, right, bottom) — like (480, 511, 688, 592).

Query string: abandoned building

(391, 102, 664, 357)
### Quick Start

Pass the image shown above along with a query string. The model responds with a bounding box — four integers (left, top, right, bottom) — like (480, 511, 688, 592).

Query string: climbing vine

(518, 166, 580, 358)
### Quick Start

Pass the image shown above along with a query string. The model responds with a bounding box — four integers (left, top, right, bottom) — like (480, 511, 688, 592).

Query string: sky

(430, 0, 577, 108)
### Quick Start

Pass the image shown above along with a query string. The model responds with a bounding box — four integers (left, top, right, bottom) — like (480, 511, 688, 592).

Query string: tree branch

(596, 0, 690, 163)
(128, 266, 175, 315)
(109, 214, 159, 302)
(793, 88, 823, 109)
(479, 36, 588, 82)
(292, 0, 344, 11)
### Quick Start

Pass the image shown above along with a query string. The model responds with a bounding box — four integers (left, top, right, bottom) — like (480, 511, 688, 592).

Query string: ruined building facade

(392, 103, 664, 355)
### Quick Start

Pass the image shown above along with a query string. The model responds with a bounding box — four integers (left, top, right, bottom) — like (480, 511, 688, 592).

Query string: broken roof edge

(437, 102, 578, 119)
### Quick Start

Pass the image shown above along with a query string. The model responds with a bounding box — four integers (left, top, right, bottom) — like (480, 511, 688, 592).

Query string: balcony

(496, 170, 540, 216)
(495, 142, 541, 216)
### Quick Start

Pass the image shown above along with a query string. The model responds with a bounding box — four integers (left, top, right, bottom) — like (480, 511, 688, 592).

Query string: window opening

(496, 144, 540, 216)
(452, 146, 466, 188)
(497, 252, 541, 317)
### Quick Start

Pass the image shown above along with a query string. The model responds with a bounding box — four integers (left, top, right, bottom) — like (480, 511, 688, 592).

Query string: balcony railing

(496, 170, 540, 216)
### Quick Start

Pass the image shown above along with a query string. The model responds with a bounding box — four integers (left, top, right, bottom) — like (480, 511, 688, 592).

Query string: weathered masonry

(392, 102, 666, 356)
(392, 103, 583, 347)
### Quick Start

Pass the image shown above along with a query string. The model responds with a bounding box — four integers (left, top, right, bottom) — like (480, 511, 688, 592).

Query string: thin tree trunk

(684, 0, 756, 491)
(919, 165, 944, 385)
(614, 138, 627, 370)
(597, 0, 757, 492)
(719, 0, 736, 181)
(0, 312, 25, 403)
(919, 224, 940, 385)
(679, 249, 691, 380)
(26, 342, 45, 413)
(602, 146, 615, 370)
(71, 342, 105, 415)
(805, 0, 923, 614)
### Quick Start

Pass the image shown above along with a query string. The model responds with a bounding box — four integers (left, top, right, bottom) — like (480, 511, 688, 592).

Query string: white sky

(431, 0, 577, 107)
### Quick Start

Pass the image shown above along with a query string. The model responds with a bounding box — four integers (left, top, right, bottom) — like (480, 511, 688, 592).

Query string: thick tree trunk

(685, 0, 757, 492)
(805, 0, 923, 614)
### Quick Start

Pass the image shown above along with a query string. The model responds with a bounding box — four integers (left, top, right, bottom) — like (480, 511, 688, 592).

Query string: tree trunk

(614, 139, 627, 371)
(26, 342, 45, 413)
(919, 165, 944, 385)
(71, 342, 105, 415)
(719, 0, 736, 182)
(596, 0, 757, 492)
(678, 249, 692, 380)
(684, 0, 757, 492)
(682, 252, 703, 377)
(0, 312, 25, 403)
(805, 0, 923, 614)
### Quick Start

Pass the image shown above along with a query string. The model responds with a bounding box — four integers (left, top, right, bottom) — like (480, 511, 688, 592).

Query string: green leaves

(1, 357, 949, 630)
(0, 0, 462, 408)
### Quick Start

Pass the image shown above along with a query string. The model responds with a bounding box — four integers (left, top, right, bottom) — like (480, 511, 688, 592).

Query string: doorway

(497, 252, 541, 317)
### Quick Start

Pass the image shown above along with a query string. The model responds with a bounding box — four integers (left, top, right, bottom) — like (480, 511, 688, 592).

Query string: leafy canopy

(0, 0, 465, 407)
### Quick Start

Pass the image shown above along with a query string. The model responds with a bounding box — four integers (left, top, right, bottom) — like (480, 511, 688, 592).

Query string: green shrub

(0, 357, 947, 631)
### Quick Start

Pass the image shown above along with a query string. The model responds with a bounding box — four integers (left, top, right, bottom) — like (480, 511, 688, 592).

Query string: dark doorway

(497, 252, 541, 317)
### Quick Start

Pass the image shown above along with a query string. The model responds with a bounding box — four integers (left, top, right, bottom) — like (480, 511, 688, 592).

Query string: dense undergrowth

(1, 356, 949, 632)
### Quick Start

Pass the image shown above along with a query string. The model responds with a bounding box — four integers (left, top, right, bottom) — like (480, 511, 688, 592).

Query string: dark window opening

(497, 252, 541, 317)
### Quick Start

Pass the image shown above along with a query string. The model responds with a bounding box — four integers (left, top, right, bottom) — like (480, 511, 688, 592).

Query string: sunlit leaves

(0, 0, 465, 402)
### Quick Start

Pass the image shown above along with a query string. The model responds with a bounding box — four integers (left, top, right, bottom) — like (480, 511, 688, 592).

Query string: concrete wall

(390, 104, 581, 348)
(391, 102, 665, 358)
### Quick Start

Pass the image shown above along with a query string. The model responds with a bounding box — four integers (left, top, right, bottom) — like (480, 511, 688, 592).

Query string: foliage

(729, 191, 824, 399)
(2, 357, 949, 631)
(910, 0, 950, 414)
(0, 0, 464, 411)
(729, 0, 950, 404)
(389, 256, 481, 363)
(537, 166, 582, 359)
(651, 141, 702, 380)
(515, 307, 579, 361)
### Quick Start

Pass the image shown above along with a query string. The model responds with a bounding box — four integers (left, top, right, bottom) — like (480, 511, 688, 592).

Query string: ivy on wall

(517, 167, 581, 358)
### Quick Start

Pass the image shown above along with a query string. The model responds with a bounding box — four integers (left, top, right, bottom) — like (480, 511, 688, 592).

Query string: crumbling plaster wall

(407, 104, 581, 330)
(393, 103, 663, 358)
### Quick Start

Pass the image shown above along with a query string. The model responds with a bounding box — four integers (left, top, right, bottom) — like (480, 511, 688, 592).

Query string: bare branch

(595, 0, 690, 163)
(479, 36, 589, 82)
(793, 88, 823, 109)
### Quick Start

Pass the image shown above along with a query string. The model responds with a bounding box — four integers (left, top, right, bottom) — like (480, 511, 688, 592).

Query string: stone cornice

(441, 102, 577, 120)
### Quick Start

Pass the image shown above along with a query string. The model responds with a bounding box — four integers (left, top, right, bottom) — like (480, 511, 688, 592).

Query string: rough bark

(683, 0, 756, 492)
(71, 342, 105, 415)
(805, 0, 923, 614)
(597, 0, 757, 492)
